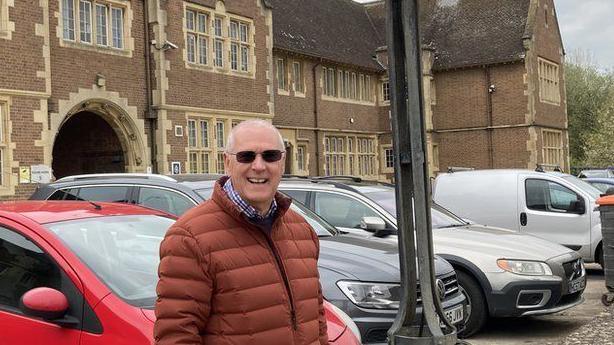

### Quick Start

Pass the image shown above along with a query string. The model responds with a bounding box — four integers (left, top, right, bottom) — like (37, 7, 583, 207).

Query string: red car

(0, 201, 360, 345)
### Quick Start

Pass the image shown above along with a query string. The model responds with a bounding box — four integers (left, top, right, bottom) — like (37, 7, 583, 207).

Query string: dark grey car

(30, 173, 466, 344)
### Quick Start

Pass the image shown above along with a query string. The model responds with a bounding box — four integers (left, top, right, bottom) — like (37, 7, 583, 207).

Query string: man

(154, 120, 328, 344)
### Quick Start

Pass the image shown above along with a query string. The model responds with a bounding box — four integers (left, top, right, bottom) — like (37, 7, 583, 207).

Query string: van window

(525, 179, 580, 213)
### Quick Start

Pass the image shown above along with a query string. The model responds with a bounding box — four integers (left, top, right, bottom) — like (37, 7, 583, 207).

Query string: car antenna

(88, 201, 102, 210)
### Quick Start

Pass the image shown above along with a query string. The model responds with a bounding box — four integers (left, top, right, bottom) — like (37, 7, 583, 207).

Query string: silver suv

(279, 176, 586, 337)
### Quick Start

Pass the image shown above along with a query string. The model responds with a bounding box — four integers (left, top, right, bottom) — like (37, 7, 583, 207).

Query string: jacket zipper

(263, 232, 298, 331)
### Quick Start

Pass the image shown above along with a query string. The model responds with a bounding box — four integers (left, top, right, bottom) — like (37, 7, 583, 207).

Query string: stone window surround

(0, 0, 15, 40)
(56, 0, 134, 57)
(183, 1, 256, 79)
(187, 115, 260, 174)
(321, 66, 376, 106)
(541, 129, 563, 169)
(381, 144, 393, 173)
(323, 133, 378, 178)
(537, 57, 560, 105)
(381, 78, 390, 105)
(276, 57, 288, 94)
(292, 61, 305, 96)
(296, 142, 309, 175)
(0, 97, 15, 195)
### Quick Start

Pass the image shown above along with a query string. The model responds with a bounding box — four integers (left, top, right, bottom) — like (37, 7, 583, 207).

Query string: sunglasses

(228, 150, 285, 163)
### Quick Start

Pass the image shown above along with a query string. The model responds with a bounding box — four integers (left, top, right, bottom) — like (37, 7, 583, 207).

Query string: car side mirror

(602, 187, 614, 197)
(360, 216, 386, 231)
(568, 198, 586, 214)
(20, 287, 69, 321)
(19, 287, 80, 328)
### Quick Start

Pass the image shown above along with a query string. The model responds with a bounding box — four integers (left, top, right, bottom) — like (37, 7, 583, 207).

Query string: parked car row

(28, 173, 465, 344)
(26, 170, 590, 342)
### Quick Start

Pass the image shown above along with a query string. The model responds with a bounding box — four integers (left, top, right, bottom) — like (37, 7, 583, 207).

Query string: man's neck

(223, 179, 277, 220)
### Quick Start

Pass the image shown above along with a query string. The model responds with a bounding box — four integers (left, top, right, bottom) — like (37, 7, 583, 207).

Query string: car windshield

(561, 175, 602, 199)
(361, 187, 467, 228)
(46, 215, 175, 309)
(194, 188, 213, 200)
(580, 170, 611, 178)
(290, 200, 337, 237)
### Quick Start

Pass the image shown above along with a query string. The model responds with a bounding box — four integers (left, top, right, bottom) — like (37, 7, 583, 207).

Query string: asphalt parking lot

(468, 264, 608, 345)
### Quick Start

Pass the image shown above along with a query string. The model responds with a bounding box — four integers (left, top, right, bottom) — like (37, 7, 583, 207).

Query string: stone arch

(51, 89, 149, 177)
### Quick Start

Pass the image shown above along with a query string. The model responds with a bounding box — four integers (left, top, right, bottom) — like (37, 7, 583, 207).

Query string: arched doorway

(52, 111, 125, 178)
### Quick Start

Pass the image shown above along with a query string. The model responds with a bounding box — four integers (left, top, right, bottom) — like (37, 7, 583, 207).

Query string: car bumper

(487, 273, 586, 317)
(331, 291, 466, 344)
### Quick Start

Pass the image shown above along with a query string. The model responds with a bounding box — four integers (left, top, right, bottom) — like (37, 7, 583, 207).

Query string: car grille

(562, 258, 584, 281)
(417, 272, 460, 302)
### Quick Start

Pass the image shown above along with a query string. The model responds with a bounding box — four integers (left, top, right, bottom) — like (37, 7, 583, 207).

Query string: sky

(555, 0, 614, 69)
(354, 0, 614, 70)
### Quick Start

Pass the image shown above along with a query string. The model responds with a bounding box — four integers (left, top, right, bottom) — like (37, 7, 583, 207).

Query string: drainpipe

(143, 0, 158, 173)
(312, 60, 322, 175)
(485, 67, 494, 169)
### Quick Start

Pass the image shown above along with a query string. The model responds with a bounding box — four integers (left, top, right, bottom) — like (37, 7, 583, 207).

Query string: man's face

(224, 126, 285, 214)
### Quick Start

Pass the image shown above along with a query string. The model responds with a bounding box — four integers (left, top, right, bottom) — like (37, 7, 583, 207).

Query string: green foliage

(566, 62, 614, 168)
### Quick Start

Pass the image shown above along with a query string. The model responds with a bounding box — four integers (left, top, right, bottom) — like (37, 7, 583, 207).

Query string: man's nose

(250, 154, 266, 170)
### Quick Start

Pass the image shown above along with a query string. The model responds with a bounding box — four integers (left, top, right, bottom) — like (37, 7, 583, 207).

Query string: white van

(433, 169, 604, 265)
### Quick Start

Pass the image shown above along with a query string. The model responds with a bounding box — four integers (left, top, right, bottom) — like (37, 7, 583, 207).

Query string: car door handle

(520, 212, 527, 226)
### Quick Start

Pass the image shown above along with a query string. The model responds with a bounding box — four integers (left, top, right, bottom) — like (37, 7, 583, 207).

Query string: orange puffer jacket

(154, 178, 328, 345)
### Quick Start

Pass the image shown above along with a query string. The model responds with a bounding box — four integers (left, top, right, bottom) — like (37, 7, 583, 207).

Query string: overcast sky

(354, 0, 614, 69)
(556, 0, 614, 69)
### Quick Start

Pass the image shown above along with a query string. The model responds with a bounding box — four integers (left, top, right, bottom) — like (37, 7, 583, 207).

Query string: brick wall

(0, 0, 46, 92)
(48, 0, 147, 115)
(164, 0, 271, 114)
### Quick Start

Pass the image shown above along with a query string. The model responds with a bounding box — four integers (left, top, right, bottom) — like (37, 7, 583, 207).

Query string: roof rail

(312, 175, 363, 183)
(447, 167, 475, 173)
(282, 174, 309, 179)
(536, 164, 562, 173)
(55, 173, 177, 183)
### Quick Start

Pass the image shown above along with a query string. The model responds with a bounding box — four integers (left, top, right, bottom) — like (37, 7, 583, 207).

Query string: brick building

(0, 0, 568, 199)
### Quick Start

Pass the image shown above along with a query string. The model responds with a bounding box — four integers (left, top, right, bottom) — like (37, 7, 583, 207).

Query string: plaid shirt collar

(223, 178, 277, 220)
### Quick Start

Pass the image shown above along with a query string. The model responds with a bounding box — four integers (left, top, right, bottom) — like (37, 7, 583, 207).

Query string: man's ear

(223, 152, 231, 174)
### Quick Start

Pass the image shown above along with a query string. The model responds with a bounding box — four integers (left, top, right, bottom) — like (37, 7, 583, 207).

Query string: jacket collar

(212, 176, 292, 224)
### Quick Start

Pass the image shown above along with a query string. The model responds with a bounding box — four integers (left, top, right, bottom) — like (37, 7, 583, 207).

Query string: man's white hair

(226, 119, 285, 152)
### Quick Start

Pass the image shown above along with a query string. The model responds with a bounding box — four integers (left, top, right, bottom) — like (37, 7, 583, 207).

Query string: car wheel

(457, 271, 487, 338)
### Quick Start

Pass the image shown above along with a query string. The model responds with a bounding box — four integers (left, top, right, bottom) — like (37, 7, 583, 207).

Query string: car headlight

(497, 259, 553, 276)
(336, 281, 400, 309)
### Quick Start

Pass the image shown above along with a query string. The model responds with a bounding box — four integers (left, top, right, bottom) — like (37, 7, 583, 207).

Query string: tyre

(456, 270, 488, 338)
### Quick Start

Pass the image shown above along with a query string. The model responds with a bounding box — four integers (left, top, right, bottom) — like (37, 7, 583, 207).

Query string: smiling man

(154, 120, 328, 345)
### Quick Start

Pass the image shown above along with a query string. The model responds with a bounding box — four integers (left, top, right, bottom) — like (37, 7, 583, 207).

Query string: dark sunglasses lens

(235, 151, 257, 163)
(262, 150, 283, 162)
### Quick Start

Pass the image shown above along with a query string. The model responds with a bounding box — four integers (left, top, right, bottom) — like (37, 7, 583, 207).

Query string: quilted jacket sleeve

(154, 225, 212, 345)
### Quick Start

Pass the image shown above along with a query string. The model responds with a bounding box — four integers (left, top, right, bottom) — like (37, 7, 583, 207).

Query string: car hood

(319, 234, 453, 282)
(433, 224, 573, 261)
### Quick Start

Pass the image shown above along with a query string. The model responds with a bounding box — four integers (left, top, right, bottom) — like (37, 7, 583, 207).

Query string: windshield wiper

(436, 224, 467, 229)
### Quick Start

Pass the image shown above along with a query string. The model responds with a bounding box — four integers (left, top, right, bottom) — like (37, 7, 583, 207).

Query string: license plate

(569, 277, 586, 294)
(440, 304, 464, 327)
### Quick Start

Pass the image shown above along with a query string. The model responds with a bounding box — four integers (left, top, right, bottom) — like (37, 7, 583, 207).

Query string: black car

(30, 173, 466, 344)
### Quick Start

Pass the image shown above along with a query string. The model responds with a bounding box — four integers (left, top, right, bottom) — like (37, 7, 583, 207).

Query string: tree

(565, 61, 614, 168)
